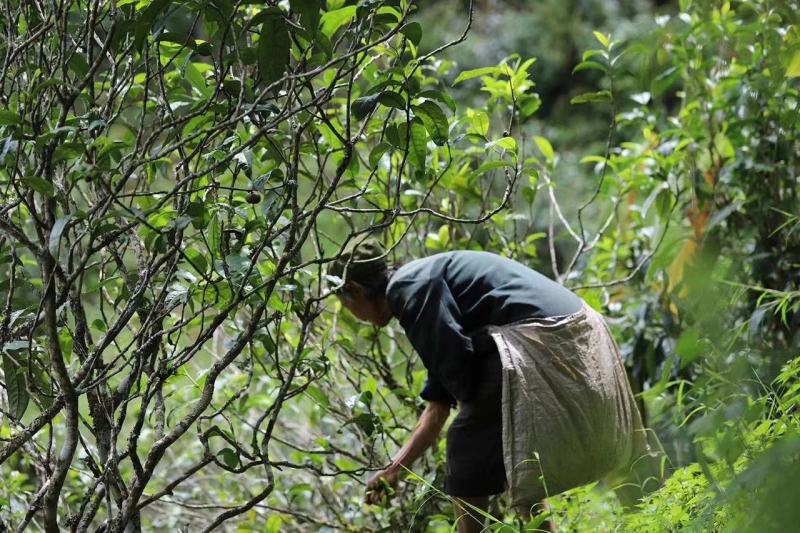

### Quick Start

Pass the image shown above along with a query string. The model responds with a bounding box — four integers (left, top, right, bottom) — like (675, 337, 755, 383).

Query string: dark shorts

(444, 353, 506, 497)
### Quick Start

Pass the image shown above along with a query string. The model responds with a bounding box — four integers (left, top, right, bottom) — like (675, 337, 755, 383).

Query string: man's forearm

(387, 401, 451, 473)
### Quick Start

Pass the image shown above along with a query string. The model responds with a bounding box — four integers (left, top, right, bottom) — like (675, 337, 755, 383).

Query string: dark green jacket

(386, 251, 582, 404)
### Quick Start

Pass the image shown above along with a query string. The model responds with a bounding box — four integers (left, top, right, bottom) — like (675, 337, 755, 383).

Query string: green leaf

(676, 327, 703, 367)
(288, 482, 313, 500)
(258, 9, 291, 87)
(219, 448, 239, 468)
(458, 132, 488, 144)
(417, 89, 456, 113)
(788, 51, 800, 78)
(580, 155, 608, 165)
(195, 41, 213, 56)
(306, 385, 330, 408)
(2, 352, 28, 421)
(525, 510, 553, 530)
(486, 136, 517, 153)
(208, 214, 221, 258)
(473, 160, 514, 176)
(570, 90, 612, 104)
(0, 110, 21, 126)
(378, 91, 405, 110)
(183, 114, 213, 137)
(412, 101, 448, 145)
(290, 0, 321, 36)
(469, 111, 490, 136)
(320, 6, 357, 38)
(225, 253, 252, 279)
(655, 188, 674, 219)
(399, 22, 422, 45)
(369, 142, 391, 167)
(352, 93, 381, 120)
(582, 49, 606, 61)
(157, 32, 197, 49)
(22, 176, 55, 197)
(67, 54, 90, 77)
(572, 61, 608, 74)
(713, 131, 735, 160)
(31, 78, 68, 100)
(520, 94, 542, 118)
(52, 142, 84, 162)
(185, 247, 209, 273)
(185, 62, 211, 98)
(346, 412, 377, 436)
(408, 118, 428, 170)
(49, 216, 72, 260)
(452, 66, 503, 85)
(265, 515, 283, 533)
(533, 136, 554, 163)
(134, 0, 171, 50)
(385, 122, 404, 149)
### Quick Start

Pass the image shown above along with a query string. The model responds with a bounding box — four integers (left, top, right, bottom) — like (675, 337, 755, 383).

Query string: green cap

(329, 237, 387, 282)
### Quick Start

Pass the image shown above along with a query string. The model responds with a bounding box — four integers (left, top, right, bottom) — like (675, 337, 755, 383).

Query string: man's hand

(364, 467, 399, 505)
(363, 401, 450, 506)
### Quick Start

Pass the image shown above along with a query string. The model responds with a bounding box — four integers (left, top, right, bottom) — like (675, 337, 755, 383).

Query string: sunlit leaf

(453, 66, 503, 85)
(485, 136, 517, 153)
(533, 136, 554, 162)
(320, 6, 357, 37)
(593, 31, 610, 48)
(469, 111, 490, 136)
(787, 51, 800, 78)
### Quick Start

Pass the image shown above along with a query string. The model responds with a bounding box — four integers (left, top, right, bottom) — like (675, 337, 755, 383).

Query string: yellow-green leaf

(787, 51, 800, 78)
(593, 31, 610, 48)
(453, 66, 503, 86)
(469, 111, 489, 137)
(320, 6, 356, 38)
(486, 136, 517, 153)
(534, 136, 554, 162)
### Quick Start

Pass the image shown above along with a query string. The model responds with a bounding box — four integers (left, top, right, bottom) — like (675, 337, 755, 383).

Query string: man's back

(386, 251, 582, 402)
(388, 251, 581, 333)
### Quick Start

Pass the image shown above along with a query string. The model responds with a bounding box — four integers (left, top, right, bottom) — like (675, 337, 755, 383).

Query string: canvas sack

(488, 304, 658, 509)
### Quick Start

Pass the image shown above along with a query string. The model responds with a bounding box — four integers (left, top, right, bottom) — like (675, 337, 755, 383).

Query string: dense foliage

(0, 0, 798, 531)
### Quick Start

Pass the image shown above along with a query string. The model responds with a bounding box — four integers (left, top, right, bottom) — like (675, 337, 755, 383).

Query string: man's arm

(388, 275, 476, 403)
(365, 400, 451, 504)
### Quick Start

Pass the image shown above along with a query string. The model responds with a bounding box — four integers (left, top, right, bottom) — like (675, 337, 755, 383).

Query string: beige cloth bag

(488, 303, 661, 509)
